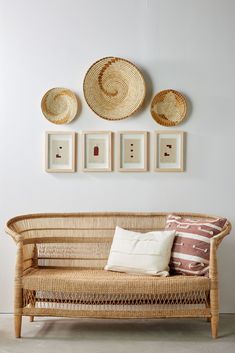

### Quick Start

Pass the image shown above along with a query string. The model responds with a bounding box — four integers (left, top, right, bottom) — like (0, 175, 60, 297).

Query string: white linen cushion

(105, 226, 176, 276)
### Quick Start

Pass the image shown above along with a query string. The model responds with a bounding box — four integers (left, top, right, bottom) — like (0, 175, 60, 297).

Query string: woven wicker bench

(5, 212, 231, 338)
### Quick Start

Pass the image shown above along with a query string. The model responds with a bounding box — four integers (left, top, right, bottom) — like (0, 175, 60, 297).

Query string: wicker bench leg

(14, 242, 23, 338)
(211, 315, 219, 338)
(14, 315, 22, 338)
(210, 238, 220, 339)
(210, 287, 219, 338)
(29, 316, 34, 322)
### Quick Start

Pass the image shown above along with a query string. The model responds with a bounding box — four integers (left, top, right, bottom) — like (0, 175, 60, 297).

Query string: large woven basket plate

(41, 88, 78, 124)
(151, 90, 187, 126)
(83, 57, 146, 120)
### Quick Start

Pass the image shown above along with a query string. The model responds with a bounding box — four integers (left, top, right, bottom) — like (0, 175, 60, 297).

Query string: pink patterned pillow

(165, 215, 227, 276)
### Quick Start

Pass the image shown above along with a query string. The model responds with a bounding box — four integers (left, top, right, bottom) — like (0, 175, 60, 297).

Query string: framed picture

(82, 131, 112, 172)
(155, 131, 185, 172)
(118, 131, 148, 172)
(45, 131, 76, 173)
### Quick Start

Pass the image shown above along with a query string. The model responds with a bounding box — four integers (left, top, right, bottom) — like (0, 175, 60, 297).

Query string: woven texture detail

(22, 268, 210, 317)
(23, 288, 209, 312)
(22, 268, 211, 294)
(41, 88, 78, 124)
(151, 90, 187, 126)
(83, 57, 146, 120)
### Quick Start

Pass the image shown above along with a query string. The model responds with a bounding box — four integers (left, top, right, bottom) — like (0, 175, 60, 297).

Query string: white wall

(0, 0, 235, 313)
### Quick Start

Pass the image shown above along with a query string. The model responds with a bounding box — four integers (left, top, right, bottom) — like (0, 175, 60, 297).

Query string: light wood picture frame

(82, 131, 112, 172)
(155, 130, 185, 172)
(45, 131, 76, 173)
(118, 131, 148, 172)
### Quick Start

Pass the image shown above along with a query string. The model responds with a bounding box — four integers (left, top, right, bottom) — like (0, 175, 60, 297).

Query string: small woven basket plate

(41, 88, 78, 124)
(83, 57, 146, 120)
(151, 90, 187, 126)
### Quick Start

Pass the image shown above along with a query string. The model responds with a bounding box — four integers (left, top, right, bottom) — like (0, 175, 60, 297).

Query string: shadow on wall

(182, 92, 193, 124)
(135, 66, 154, 118)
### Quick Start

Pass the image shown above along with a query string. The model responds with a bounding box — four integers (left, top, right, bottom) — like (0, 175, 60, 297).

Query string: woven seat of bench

(22, 268, 210, 295)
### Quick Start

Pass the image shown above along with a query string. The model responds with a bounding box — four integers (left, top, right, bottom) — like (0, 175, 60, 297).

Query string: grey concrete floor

(0, 314, 235, 353)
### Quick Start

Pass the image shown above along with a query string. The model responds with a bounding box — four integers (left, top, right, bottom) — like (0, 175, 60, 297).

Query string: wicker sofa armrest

(209, 220, 232, 280)
(5, 220, 21, 243)
(5, 220, 38, 275)
(213, 221, 232, 247)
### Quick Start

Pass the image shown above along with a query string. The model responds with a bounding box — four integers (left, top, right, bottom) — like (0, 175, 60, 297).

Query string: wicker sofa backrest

(6, 212, 228, 273)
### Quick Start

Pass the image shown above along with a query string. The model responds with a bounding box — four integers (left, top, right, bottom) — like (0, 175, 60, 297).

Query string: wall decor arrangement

(45, 131, 76, 172)
(44, 131, 185, 173)
(151, 89, 187, 126)
(41, 57, 189, 174)
(82, 131, 112, 172)
(41, 88, 78, 124)
(117, 131, 148, 172)
(83, 57, 146, 120)
(155, 131, 185, 172)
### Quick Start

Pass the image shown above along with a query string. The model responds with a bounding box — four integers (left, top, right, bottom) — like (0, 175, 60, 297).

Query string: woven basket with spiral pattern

(41, 88, 78, 124)
(83, 57, 146, 120)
